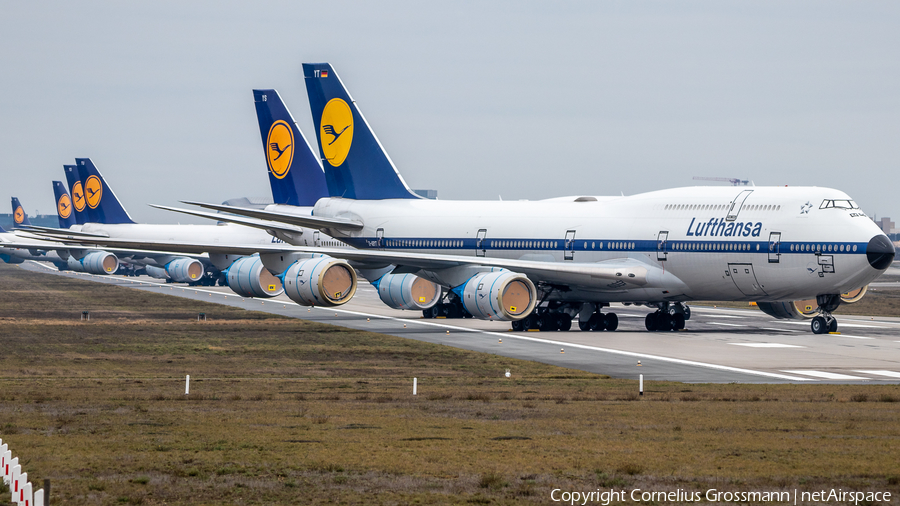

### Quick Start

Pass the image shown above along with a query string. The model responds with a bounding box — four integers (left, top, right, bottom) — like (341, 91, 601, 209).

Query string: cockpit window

(820, 199, 858, 210)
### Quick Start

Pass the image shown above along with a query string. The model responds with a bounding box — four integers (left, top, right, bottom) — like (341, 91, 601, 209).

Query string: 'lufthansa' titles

(686, 217, 762, 237)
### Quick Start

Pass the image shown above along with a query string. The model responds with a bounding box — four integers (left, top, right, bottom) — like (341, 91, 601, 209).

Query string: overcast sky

(1, 1, 898, 224)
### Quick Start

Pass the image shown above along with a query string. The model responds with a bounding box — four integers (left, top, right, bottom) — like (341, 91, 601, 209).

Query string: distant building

(0, 213, 59, 230)
(876, 216, 895, 235)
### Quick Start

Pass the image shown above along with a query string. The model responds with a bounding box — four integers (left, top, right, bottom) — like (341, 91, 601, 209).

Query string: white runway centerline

(729, 343, 804, 348)
(781, 370, 870, 380)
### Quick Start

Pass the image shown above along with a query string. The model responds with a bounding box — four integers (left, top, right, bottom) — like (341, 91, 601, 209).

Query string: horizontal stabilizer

(180, 201, 364, 231)
(149, 204, 310, 234)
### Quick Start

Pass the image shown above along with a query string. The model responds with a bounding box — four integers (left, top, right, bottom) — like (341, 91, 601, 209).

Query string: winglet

(10, 197, 31, 228)
(303, 63, 419, 200)
(52, 181, 76, 229)
(63, 164, 88, 225)
(74, 158, 136, 224)
(253, 89, 329, 205)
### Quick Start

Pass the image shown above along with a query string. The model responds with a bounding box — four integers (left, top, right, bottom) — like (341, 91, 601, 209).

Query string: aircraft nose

(866, 234, 895, 270)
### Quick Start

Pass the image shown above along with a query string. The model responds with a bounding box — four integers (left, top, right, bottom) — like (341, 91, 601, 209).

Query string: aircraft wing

(15, 226, 110, 238)
(180, 201, 364, 231)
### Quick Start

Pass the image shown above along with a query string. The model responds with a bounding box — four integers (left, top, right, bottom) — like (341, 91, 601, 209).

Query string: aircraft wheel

(589, 313, 606, 331)
(511, 319, 525, 332)
(811, 316, 827, 334)
(672, 313, 685, 330)
(540, 315, 558, 332)
(605, 313, 619, 331)
(522, 313, 538, 331)
(578, 318, 590, 331)
(645, 313, 658, 331)
(556, 314, 572, 332)
(828, 319, 838, 333)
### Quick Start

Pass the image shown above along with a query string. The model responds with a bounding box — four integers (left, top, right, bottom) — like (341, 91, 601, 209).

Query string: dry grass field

(1, 263, 899, 505)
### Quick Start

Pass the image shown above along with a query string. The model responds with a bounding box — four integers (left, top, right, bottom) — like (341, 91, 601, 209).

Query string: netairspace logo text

(550, 488, 892, 505)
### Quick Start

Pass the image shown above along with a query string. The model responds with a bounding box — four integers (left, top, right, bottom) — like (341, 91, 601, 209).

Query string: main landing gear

(422, 292, 473, 319)
(810, 294, 840, 334)
(644, 302, 690, 332)
(511, 309, 573, 332)
(578, 312, 619, 332)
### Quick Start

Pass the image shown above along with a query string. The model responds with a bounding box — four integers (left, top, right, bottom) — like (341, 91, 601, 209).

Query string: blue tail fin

(64, 164, 88, 225)
(253, 89, 329, 205)
(52, 181, 77, 229)
(302, 63, 419, 200)
(74, 158, 135, 224)
(11, 197, 31, 228)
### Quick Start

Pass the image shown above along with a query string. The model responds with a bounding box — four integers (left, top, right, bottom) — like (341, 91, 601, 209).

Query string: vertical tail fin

(302, 63, 419, 200)
(10, 197, 31, 228)
(52, 181, 76, 229)
(253, 89, 329, 205)
(74, 158, 135, 224)
(64, 164, 88, 225)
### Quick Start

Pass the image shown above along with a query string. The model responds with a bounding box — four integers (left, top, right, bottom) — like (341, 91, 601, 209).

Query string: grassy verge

(2, 263, 899, 505)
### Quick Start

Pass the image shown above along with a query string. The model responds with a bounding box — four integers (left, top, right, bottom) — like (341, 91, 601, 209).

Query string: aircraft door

(564, 230, 576, 260)
(768, 232, 781, 263)
(476, 229, 487, 257)
(726, 190, 754, 221)
(313, 231, 321, 247)
(376, 228, 384, 250)
(726, 263, 768, 296)
(657, 231, 668, 261)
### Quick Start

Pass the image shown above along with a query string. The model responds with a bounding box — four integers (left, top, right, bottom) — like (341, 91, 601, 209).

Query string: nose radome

(866, 235, 895, 270)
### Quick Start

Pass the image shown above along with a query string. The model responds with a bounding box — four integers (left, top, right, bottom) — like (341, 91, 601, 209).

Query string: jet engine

(373, 273, 441, 310)
(81, 251, 119, 275)
(225, 255, 284, 298)
(66, 255, 86, 272)
(459, 270, 536, 321)
(166, 258, 205, 283)
(757, 285, 868, 320)
(282, 256, 357, 306)
(144, 265, 169, 279)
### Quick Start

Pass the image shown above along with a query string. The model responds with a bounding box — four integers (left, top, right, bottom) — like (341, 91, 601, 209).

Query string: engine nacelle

(282, 256, 357, 307)
(144, 265, 169, 279)
(226, 255, 284, 298)
(66, 255, 86, 272)
(374, 273, 441, 310)
(841, 285, 868, 304)
(166, 258, 204, 283)
(757, 300, 818, 320)
(0, 253, 23, 264)
(460, 270, 536, 321)
(81, 251, 119, 275)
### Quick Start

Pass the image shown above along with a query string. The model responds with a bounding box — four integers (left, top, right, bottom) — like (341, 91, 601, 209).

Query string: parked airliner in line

(173, 63, 892, 335)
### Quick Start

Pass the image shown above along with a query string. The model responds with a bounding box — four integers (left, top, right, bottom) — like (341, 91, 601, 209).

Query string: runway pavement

(21, 261, 900, 385)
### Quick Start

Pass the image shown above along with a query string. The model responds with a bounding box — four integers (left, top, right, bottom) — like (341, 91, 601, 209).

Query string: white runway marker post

(185, 375, 190, 395)
(413, 378, 417, 396)
(639, 374, 643, 396)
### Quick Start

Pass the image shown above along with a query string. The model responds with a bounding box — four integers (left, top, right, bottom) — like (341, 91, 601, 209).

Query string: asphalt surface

(21, 261, 900, 385)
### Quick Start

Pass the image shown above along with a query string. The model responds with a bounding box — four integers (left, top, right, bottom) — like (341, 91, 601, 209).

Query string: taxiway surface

(21, 262, 900, 384)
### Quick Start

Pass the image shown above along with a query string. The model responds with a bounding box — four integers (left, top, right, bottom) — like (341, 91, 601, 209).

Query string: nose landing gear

(811, 294, 841, 334)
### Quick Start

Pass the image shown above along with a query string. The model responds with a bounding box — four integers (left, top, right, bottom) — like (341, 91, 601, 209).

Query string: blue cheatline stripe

(341, 236, 870, 255)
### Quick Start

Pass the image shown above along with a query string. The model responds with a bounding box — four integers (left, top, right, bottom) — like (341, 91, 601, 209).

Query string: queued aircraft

(163, 63, 893, 335)
(61, 89, 444, 312)
(0, 198, 71, 266)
